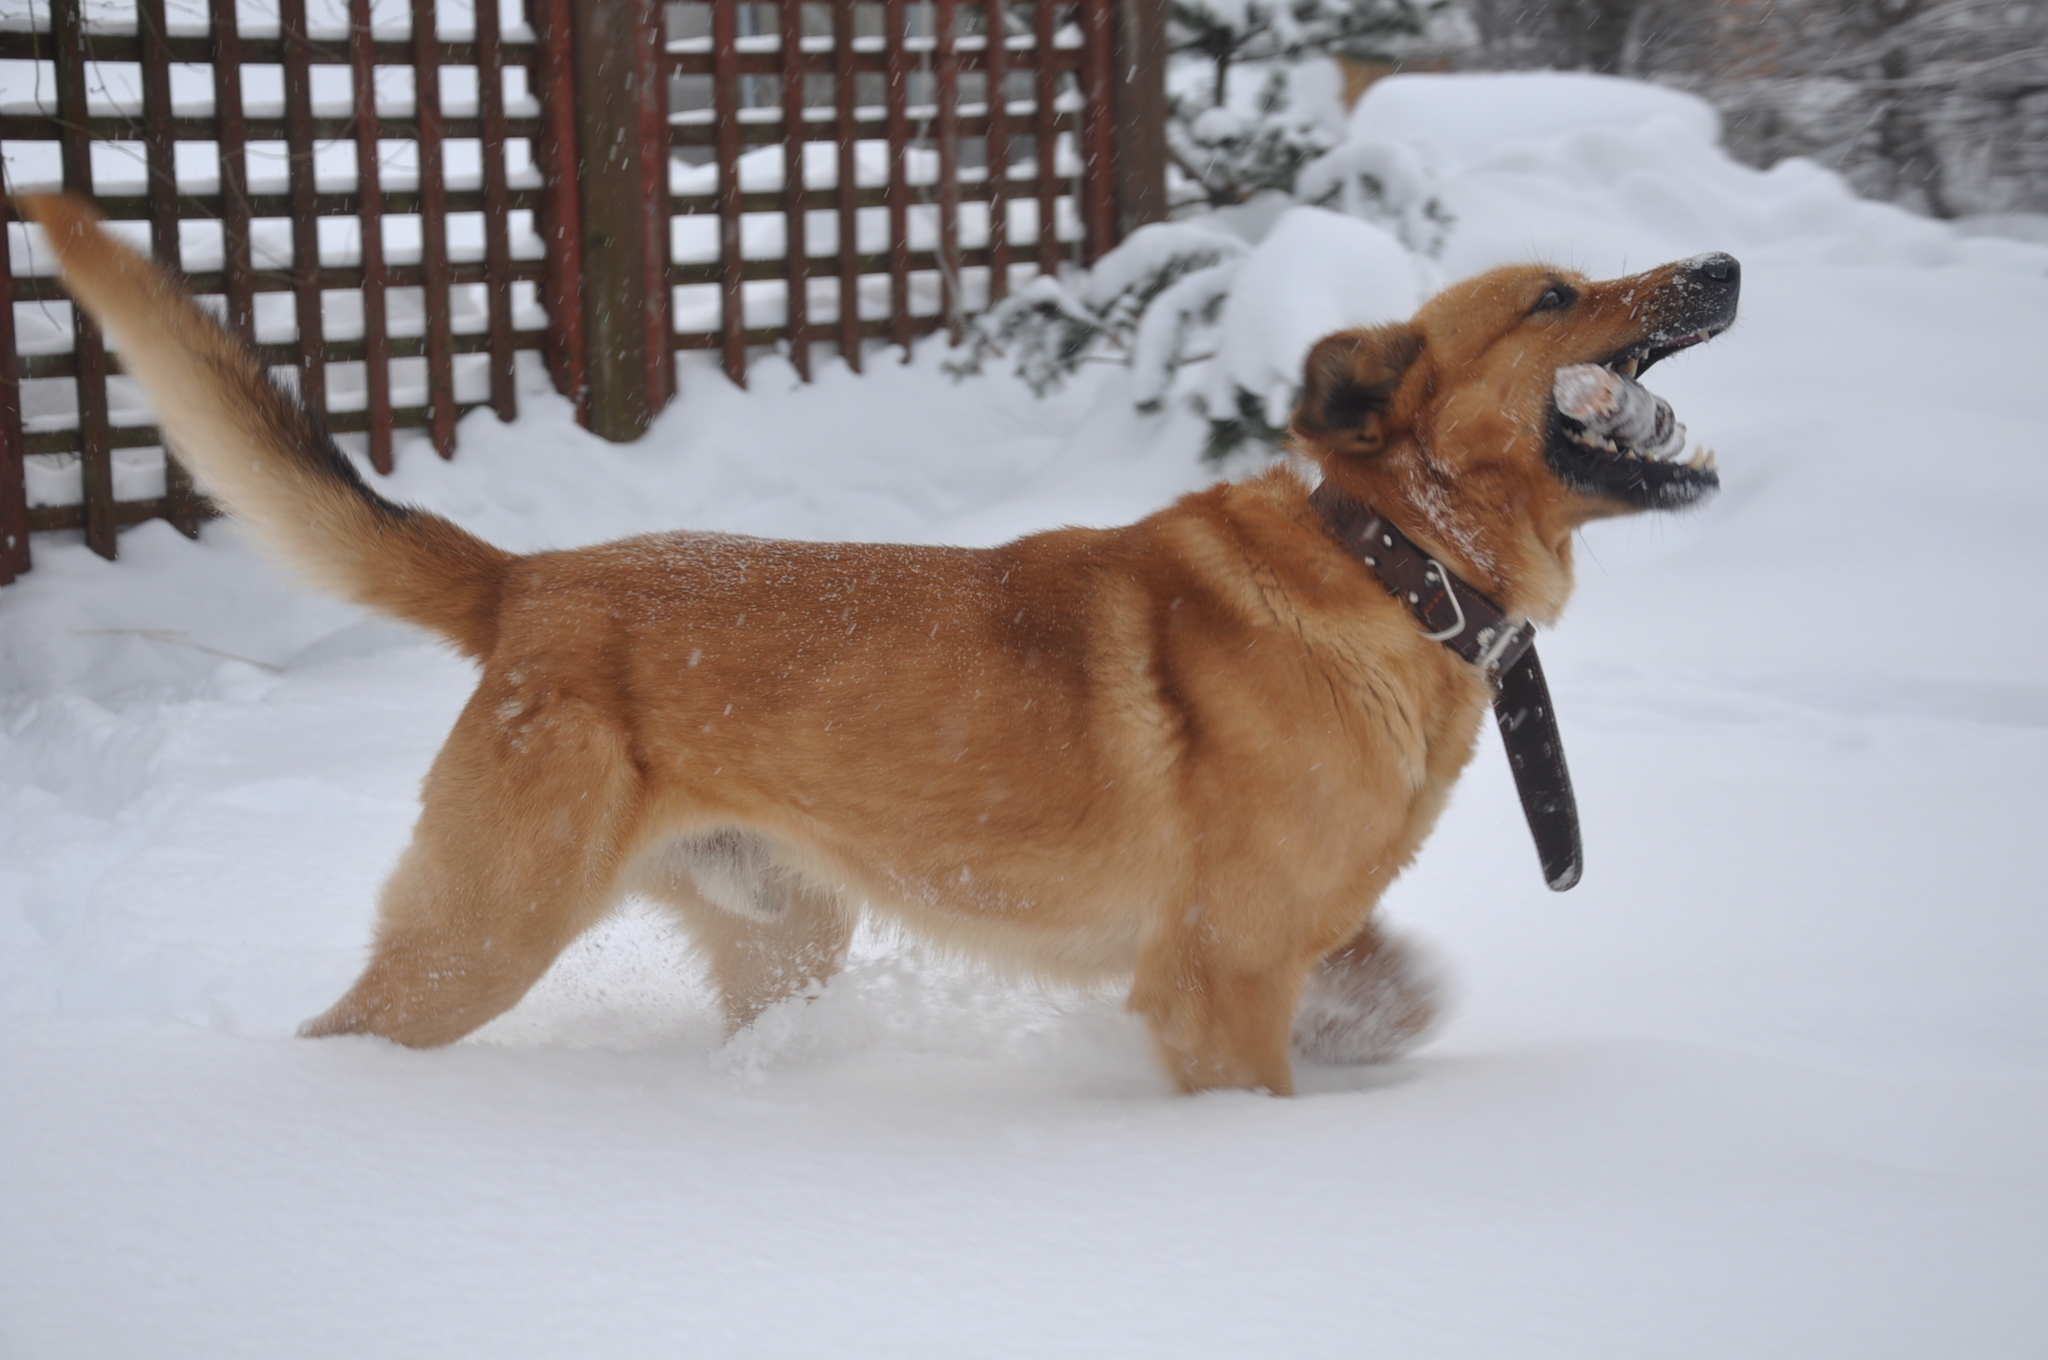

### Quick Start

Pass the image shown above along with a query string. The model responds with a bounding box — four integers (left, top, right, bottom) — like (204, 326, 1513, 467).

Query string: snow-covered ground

(4, 74, 2047, 1357)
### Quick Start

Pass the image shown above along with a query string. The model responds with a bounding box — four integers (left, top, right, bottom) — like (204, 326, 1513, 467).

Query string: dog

(24, 194, 1737, 1094)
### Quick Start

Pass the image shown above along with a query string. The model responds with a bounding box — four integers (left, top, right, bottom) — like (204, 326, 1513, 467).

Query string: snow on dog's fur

(23, 194, 1735, 1093)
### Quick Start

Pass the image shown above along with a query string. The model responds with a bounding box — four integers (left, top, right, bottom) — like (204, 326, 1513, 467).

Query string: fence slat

(1033, 0, 1059, 273)
(884, 0, 911, 352)
(0, 30, 537, 66)
(1078, 0, 1114, 263)
(832, 0, 862, 371)
(53, 0, 114, 561)
(0, 199, 28, 582)
(662, 42, 1079, 78)
(937, 0, 962, 341)
(136, 0, 180, 268)
(209, 0, 255, 339)
(475, 0, 518, 421)
(712, 0, 747, 384)
(985, 0, 1011, 300)
(414, 0, 457, 457)
(534, 0, 589, 421)
(281, 0, 328, 414)
(780, 0, 811, 380)
(350, 0, 395, 473)
(137, 0, 204, 538)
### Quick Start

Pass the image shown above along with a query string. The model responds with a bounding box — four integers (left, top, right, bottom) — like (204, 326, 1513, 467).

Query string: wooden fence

(0, 0, 1163, 582)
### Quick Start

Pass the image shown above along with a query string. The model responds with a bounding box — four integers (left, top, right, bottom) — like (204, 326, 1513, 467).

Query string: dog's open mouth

(1548, 338, 1720, 508)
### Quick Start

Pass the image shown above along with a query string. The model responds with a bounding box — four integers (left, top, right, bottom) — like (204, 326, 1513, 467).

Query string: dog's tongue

(1554, 364, 1686, 461)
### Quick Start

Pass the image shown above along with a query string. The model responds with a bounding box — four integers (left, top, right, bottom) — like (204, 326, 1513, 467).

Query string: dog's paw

(1292, 929, 1446, 1065)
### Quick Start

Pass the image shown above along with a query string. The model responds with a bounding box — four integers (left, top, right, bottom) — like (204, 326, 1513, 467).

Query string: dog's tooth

(1619, 356, 1640, 379)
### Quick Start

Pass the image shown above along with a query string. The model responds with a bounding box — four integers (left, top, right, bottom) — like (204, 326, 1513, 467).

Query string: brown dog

(23, 194, 1736, 1094)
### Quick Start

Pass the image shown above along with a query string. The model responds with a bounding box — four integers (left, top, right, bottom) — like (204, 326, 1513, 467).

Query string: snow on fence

(0, 0, 1161, 582)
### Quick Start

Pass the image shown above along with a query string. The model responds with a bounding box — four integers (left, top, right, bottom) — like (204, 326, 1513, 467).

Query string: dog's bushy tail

(22, 194, 512, 658)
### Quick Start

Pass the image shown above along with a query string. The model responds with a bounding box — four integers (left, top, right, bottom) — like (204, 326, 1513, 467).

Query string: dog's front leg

(1128, 915, 1316, 1095)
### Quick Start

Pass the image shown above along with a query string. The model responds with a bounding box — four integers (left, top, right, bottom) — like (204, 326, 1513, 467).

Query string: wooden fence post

(0, 199, 27, 583)
(1112, 0, 1168, 238)
(573, 0, 663, 440)
(534, 0, 590, 422)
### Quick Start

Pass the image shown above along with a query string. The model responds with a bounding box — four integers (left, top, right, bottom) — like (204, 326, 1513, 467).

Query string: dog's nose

(1689, 252, 1740, 287)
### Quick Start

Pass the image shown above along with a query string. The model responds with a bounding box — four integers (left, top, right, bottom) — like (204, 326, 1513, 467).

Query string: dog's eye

(1532, 284, 1578, 313)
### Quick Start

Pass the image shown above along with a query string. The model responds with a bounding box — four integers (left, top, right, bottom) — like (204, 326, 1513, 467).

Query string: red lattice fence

(0, 0, 1163, 582)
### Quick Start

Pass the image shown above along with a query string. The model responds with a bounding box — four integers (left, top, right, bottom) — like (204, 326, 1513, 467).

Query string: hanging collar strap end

(1308, 483, 1582, 892)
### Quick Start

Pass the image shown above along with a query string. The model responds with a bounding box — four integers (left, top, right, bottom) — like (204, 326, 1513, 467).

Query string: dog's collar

(1308, 483, 1535, 686)
(1308, 482, 1582, 892)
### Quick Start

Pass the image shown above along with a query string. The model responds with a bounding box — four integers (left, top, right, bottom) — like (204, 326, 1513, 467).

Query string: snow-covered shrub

(943, 275, 1106, 398)
(1168, 0, 1437, 206)
(1126, 253, 1244, 413)
(947, 223, 1248, 397)
(1294, 135, 1454, 255)
(1170, 0, 1437, 107)
(1193, 206, 1432, 458)
(1168, 66, 1343, 208)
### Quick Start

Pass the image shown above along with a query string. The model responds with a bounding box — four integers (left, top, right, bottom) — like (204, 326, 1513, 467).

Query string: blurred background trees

(1455, 0, 2048, 223)
(1165, 0, 1442, 206)
(1168, 0, 2048, 222)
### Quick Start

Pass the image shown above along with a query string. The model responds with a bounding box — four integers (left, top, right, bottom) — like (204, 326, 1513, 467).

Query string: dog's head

(1290, 255, 1739, 611)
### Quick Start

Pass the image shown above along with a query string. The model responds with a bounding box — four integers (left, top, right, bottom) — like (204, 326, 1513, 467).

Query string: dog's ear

(1291, 325, 1424, 458)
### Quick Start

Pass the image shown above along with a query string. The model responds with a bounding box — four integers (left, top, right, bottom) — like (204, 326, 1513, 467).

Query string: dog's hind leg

(632, 846, 854, 1034)
(301, 688, 644, 1048)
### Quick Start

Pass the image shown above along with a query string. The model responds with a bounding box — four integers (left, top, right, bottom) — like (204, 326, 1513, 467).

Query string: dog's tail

(21, 194, 512, 658)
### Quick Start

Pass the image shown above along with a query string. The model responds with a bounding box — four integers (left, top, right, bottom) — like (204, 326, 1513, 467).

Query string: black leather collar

(1308, 483, 1535, 684)
(1309, 483, 1583, 891)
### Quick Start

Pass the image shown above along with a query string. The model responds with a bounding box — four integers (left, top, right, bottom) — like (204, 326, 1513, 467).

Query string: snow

(5, 72, 2048, 1356)
(1350, 72, 1724, 172)
(1212, 206, 1432, 421)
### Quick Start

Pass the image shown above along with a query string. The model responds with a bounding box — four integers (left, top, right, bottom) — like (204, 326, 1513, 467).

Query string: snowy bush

(1170, 0, 1438, 107)
(1167, 0, 1437, 207)
(1294, 134, 1454, 255)
(947, 223, 1249, 398)
(1195, 207, 1432, 458)
(1168, 66, 1344, 208)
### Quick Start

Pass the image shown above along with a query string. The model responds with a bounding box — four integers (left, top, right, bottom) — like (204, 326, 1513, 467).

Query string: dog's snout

(1689, 252, 1740, 287)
